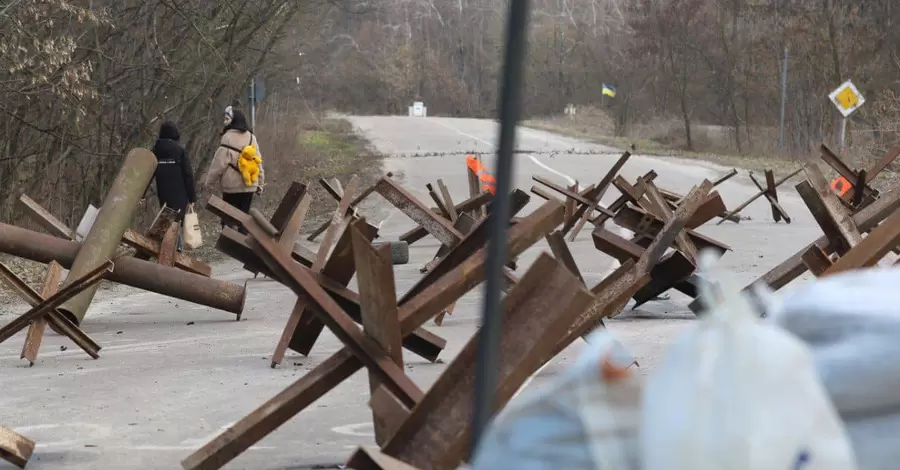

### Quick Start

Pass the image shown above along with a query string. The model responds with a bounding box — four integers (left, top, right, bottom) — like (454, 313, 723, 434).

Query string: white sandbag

(471, 330, 641, 470)
(642, 250, 857, 470)
(769, 267, 900, 470)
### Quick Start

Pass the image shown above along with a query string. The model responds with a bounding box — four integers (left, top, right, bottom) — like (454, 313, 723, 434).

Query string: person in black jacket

(145, 121, 197, 251)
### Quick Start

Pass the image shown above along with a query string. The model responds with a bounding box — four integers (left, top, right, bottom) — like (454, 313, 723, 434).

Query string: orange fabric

(466, 155, 497, 194)
(830, 176, 852, 197)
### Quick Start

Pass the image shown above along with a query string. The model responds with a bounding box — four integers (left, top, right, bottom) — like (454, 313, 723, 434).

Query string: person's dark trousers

(221, 191, 254, 235)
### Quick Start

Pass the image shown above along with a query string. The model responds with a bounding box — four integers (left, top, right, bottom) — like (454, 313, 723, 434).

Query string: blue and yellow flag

(602, 84, 617, 98)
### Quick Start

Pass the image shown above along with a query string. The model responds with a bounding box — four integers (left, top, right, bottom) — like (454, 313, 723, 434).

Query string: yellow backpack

(220, 132, 261, 187)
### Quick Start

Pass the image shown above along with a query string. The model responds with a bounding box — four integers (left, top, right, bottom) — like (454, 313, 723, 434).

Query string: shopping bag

(641, 249, 857, 470)
(182, 205, 203, 250)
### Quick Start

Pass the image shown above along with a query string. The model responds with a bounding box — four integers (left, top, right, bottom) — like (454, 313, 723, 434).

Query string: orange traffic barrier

(830, 176, 852, 197)
(466, 155, 496, 195)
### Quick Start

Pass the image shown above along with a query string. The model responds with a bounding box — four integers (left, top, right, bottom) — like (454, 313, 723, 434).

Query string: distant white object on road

(408, 101, 427, 117)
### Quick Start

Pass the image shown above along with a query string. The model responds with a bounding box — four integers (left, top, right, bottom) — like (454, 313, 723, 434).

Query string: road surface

(0, 116, 825, 469)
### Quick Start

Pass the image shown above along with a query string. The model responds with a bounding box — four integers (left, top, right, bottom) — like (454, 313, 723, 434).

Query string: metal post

(779, 46, 789, 150)
(840, 117, 848, 152)
(250, 78, 257, 130)
(58, 149, 157, 324)
(470, 0, 531, 457)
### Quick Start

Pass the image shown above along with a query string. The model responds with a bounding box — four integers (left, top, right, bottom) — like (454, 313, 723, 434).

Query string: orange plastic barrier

(830, 176, 852, 197)
(466, 155, 496, 195)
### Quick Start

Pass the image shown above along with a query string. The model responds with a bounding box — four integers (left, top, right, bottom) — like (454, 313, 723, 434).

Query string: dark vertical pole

(469, 0, 531, 457)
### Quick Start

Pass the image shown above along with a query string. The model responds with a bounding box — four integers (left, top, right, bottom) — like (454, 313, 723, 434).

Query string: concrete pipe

(59, 149, 157, 323)
(0, 222, 246, 320)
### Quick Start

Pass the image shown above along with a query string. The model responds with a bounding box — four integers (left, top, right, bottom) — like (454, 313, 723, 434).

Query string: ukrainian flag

(602, 84, 617, 98)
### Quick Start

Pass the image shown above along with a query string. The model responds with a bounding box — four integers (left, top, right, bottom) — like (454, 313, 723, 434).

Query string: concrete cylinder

(0, 222, 246, 316)
(58, 149, 158, 323)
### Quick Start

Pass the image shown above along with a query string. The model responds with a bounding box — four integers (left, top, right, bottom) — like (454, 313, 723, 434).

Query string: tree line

(3, 0, 899, 225)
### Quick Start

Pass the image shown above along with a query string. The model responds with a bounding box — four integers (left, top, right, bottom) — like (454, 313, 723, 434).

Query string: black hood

(159, 121, 180, 141)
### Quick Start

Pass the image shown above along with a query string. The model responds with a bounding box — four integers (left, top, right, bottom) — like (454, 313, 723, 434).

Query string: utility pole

(779, 46, 789, 150)
(249, 78, 257, 129)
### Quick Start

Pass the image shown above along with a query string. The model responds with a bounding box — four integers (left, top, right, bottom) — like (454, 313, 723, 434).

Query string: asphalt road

(1, 116, 827, 469)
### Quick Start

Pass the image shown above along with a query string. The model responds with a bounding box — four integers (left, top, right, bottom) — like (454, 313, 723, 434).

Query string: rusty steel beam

(376, 177, 463, 247)
(795, 180, 852, 255)
(802, 158, 863, 247)
(58, 149, 156, 323)
(689, 186, 900, 313)
(20, 193, 213, 277)
(307, 173, 392, 242)
(564, 151, 631, 238)
(0, 261, 113, 343)
(269, 182, 308, 233)
(0, 424, 35, 469)
(399, 191, 492, 245)
(213, 226, 446, 362)
(823, 207, 900, 276)
(801, 245, 834, 277)
(243, 215, 425, 406)
(0, 222, 246, 315)
(351, 222, 409, 445)
(642, 181, 699, 262)
(532, 175, 616, 219)
(20, 262, 64, 364)
(716, 167, 803, 224)
(18, 194, 74, 239)
(819, 144, 878, 201)
(436, 179, 457, 223)
(382, 254, 595, 469)
(180, 200, 564, 470)
(1, 261, 101, 363)
(614, 205, 731, 255)
(346, 447, 424, 470)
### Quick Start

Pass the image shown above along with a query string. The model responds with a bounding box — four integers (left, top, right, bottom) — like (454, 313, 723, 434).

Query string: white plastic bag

(182, 205, 203, 250)
(471, 330, 641, 470)
(641, 250, 857, 470)
(769, 267, 900, 470)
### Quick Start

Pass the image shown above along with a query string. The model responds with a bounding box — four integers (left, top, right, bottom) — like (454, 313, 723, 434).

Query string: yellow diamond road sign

(828, 80, 865, 117)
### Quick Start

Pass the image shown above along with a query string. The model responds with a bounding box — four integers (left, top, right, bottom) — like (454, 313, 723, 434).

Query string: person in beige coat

(204, 107, 265, 233)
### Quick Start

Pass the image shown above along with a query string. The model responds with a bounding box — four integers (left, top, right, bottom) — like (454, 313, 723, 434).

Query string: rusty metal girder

(822, 206, 900, 277)
(0, 222, 246, 316)
(690, 186, 900, 313)
(0, 261, 113, 343)
(20, 193, 212, 277)
(20, 262, 64, 364)
(0, 261, 101, 363)
(801, 158, 863, 247)
(0, 424, 35, 469)
(350, 221, 409, 445)
(614, 205, 731, 255)
(399, 190, 492, 245)
(716, 168, 802, 224)
(242, 213, 424, 406)
(376, 177, 463, 247)
(382, 254, 595, 470)
(212, 225, 447, 362)
(180, 199, 565, 470)
(346, 447, 424, 470)
(564, 150, 632, 238)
